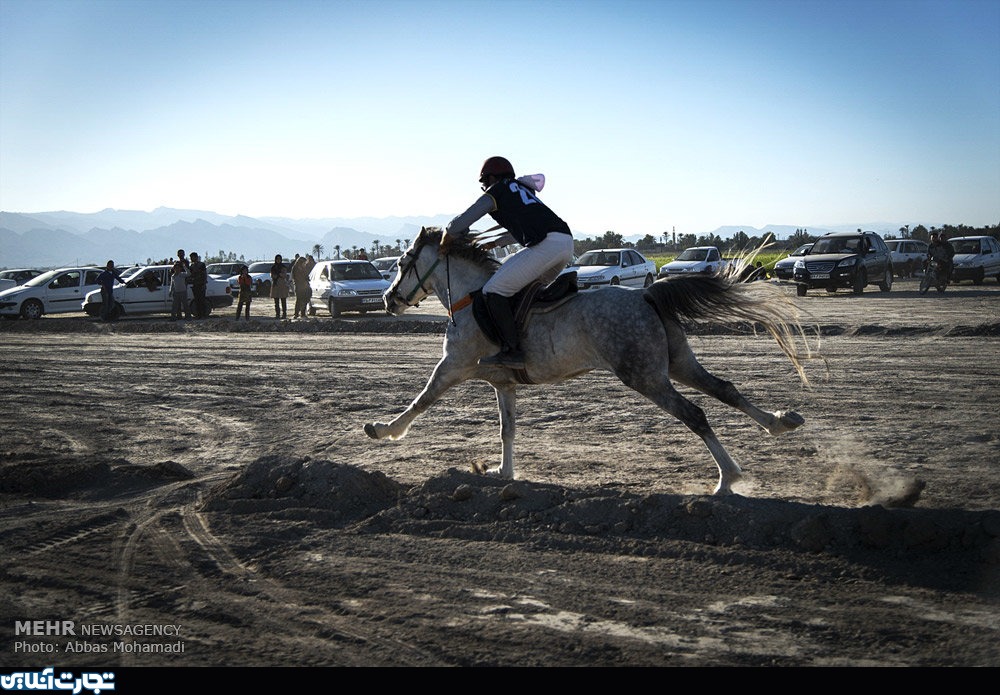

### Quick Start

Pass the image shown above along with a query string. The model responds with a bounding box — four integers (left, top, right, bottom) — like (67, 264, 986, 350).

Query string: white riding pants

(482, 232, 575, 298)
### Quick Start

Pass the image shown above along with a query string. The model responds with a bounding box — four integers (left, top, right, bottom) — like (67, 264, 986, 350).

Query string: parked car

(0, 266, 103, 319)
(884, 239, 929, 278)
(228, 260, 293, 297)
(564, 249, 656, 289)
(81, 264, 233, 319)
(308, 260, 391, 317)
(372, 257, 400, 282)
(205, 261, 247, 279)
(771, 244, 813, 281)
(0, 268, 45, 292)
(657, 246, 728, 279)
(948, 236, 1000, 285)
(792, 230, 893, 296)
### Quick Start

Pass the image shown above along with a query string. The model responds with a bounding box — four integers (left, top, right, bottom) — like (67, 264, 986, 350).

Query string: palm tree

(312, 243, 324, 259)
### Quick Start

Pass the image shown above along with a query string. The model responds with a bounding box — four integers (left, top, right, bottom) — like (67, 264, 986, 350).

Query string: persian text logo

(1, 668, 114, 694)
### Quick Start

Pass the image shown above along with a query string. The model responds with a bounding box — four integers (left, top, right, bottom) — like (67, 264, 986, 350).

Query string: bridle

(389, 234, 458, 325)
(392, 239, 440, 307)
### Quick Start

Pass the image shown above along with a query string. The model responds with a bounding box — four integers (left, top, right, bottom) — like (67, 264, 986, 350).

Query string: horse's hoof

(769, 410, 804, 435)
(364, 423, 378, 439)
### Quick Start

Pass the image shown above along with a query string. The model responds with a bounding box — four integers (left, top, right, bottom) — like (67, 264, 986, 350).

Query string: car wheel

(879, 268, 893, 292)
(825, 286, 837, 293)
(258, 280, 271, 297)
(796, 284, 807, 297)
(610, 277, 620, 286)
(852, 269, 866, 295)
(328, 299, 340, 318)
(109, 302, 123, 320)
(202, 304, 212, 317)
(973, 267, 985, 285)
(20, 299, 43, 320)
(643, 274, 653, 288)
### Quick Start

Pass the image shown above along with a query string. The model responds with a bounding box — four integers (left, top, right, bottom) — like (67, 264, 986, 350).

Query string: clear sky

(1, 0, 998, 238)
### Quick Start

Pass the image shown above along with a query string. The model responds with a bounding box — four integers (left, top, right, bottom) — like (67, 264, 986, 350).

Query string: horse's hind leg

(667, 327, 804, 435)
(627, 373, 744, 495)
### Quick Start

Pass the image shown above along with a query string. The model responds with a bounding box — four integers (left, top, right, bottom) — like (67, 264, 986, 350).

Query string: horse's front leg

(364, 358, 467, 441)
(479, 385, 516, 479)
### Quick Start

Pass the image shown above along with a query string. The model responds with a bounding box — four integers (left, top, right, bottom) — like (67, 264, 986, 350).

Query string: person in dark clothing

(927, 231, 956, 283)
(96, 260, 126, 322)
(439, 156, 574, 369)
(188, 252, 208, 318)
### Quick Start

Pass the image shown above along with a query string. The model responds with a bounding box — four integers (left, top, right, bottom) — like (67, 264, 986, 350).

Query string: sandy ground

(1, 276, 999, 669)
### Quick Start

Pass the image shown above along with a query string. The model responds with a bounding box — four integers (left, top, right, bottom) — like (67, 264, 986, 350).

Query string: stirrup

(479, 349, 525, 370)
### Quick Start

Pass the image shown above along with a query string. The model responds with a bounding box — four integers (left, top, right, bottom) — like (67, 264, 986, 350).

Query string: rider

(439, 156, 574, 369)
(927, 231, 955, 283)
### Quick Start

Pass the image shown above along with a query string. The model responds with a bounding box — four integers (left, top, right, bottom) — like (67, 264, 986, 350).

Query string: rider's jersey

(483, 177, 571, 247)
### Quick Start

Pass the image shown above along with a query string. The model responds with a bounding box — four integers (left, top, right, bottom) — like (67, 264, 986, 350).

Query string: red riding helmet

(479, 156, 515, 184)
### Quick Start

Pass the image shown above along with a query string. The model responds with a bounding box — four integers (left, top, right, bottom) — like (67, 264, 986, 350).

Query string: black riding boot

(479, 292, 525, 369)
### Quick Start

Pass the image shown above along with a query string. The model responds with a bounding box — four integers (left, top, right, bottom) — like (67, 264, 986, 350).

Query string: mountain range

(0, 207, 909, 269)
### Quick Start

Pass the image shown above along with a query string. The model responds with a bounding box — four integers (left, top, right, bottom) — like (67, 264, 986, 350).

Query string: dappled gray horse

(366, 227, 808, 494)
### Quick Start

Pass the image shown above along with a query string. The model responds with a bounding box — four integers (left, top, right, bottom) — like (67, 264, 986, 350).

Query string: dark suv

(792, 231, 893, 296)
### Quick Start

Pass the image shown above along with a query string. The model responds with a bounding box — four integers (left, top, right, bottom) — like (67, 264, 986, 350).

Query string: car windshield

(792, 244, 812, 256)
(373, 259, 397, 271)
(22, 270, 62, 287)
(812, 237, 862, 254)
(675, 249, 709, 262)
(953, 240, 981, 254)
(331, 263, 382, 281)
(577, 251, 620, 266)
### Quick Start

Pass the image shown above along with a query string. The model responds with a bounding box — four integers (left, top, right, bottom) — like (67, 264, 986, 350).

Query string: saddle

(470, 272, 579, 383)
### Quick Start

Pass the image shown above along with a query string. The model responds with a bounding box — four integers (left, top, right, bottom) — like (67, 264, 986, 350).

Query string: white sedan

(564, 248, 657, 290)
(0, 266, 104, 319)
(82, 264, 234, 319)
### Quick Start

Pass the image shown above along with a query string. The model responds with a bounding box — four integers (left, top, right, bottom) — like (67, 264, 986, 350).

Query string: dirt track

(1, 277, 999, 668)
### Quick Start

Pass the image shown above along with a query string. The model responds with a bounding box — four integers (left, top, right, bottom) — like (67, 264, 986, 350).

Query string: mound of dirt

(200, 455, 405, 525)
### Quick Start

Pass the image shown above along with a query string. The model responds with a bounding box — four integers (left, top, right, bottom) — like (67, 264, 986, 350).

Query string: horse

(365, 227, 809, 495)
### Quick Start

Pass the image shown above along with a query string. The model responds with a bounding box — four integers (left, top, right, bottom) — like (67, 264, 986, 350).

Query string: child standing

(169, 261, 189, 321)
(236, 265, 253, 319)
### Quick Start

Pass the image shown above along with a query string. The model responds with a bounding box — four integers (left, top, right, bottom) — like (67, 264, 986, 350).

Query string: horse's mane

(420, 226, 501, 272)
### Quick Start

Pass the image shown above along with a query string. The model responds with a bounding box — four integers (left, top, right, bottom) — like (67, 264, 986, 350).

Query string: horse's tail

(644, 275, 811, 386)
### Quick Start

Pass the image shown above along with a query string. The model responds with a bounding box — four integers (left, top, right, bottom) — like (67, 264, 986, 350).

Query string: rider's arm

(441, 194, 496, 253)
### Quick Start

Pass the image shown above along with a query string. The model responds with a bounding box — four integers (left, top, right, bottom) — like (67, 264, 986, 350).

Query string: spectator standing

(270, 254, 290, 319)
(96, 260, 126, 322)
(169, 261, 190, 321)
(291, 253, 316, 319)
(188, 252, 208, 319)
(236, 265, 253, 320)
(176, 249, 190, 271)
